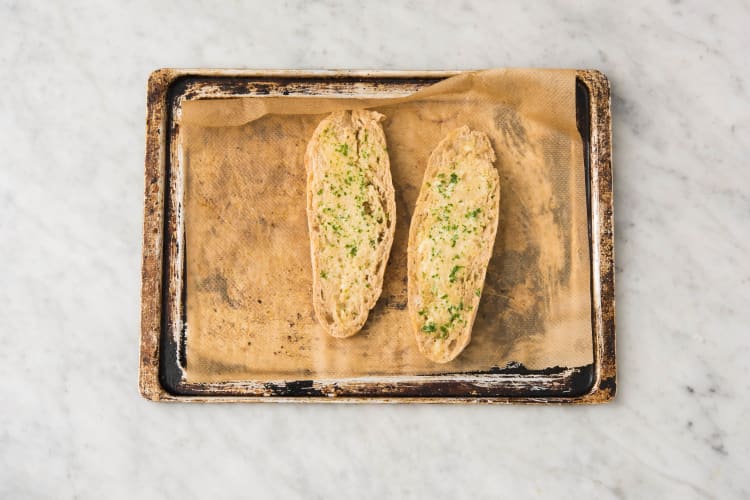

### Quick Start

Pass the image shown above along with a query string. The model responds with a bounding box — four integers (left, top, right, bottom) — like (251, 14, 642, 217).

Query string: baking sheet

(179, 69, 593, 383)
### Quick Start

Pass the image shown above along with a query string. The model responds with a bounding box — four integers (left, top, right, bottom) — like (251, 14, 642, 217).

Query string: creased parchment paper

(180, 69, 592, 382)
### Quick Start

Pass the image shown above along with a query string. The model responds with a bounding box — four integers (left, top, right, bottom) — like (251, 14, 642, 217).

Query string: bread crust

(407, 126, 499, 362)
(305, 110, 396, 337)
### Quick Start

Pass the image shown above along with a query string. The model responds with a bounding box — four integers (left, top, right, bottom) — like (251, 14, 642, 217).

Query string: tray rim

(139, 68, 615, 404)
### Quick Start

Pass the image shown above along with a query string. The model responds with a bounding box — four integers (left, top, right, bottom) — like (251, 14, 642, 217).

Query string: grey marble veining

(1, 0, 748, 498)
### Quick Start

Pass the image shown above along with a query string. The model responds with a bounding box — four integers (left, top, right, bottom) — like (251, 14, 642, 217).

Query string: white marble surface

(1, 0, 748, 498)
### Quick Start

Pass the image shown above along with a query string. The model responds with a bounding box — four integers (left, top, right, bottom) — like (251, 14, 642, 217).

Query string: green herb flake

(335, 143, 350, 156)
(439, 324, 449, 338)
(320, 271, 328, 279)
(449, 173, 459, 184)
(446, 302, 464, 325)
(421, 322, 437, 333)
(475, 288, 482, 297)
(466, 208, 481, 218)
(449, 265, 463, 283)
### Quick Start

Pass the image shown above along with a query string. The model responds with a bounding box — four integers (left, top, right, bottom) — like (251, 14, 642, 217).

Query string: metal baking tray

(139, 69, 615, 403)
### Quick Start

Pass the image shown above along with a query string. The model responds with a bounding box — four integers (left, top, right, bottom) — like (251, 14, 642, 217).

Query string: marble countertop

(2, 1, 748, 498)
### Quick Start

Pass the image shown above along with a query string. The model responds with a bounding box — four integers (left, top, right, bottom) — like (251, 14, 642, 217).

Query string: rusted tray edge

(139, 68, 615, 404)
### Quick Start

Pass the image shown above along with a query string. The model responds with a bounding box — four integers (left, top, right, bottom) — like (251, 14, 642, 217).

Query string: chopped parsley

(335, 143, 349, 156)
(434, 174, 458, 199)
(449, 265, 463, 283)
(447, 302, 464, 323)
(466, 208, 481, 218)
(422, 322, 436, 333)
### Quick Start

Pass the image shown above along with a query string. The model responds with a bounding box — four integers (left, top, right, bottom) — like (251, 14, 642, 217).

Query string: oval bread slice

(305, 110, 396, 338)
(408, 126, 500, 362)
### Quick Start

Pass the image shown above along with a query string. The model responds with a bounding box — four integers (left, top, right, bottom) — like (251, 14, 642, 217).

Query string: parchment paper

(181, 69, 592, 382)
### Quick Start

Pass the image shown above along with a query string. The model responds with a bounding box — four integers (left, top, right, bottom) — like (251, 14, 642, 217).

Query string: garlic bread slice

(408, 126, 499, 362)
(305, 110, 396, 338)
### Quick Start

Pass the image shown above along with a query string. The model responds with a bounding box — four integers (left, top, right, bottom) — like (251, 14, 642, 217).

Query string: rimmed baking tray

(139, 69, 615, 403)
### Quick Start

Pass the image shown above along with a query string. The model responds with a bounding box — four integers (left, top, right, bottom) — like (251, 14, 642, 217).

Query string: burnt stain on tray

(146, 70, 615, 402)
(169, 362, 594, 399)
(175, 75, 442, 102)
